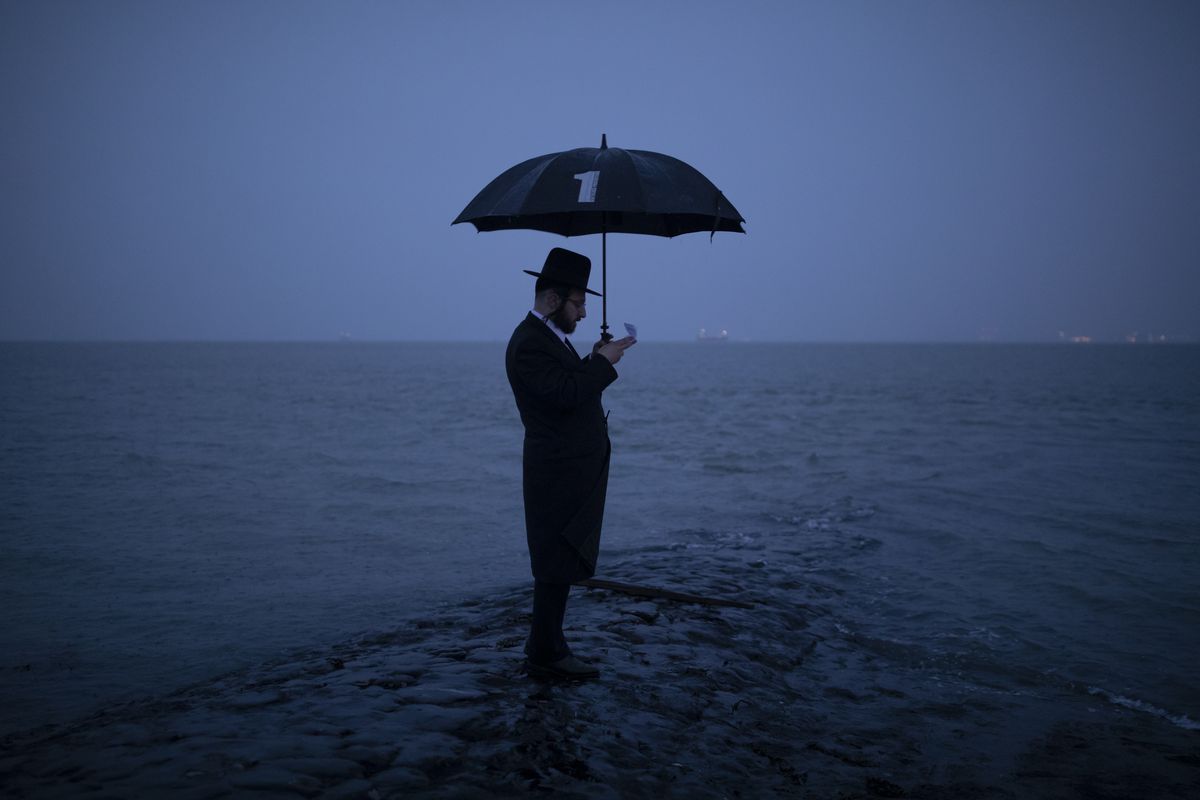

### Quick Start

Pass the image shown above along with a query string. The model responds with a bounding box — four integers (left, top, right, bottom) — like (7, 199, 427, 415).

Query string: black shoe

(526, 654, 600, 680)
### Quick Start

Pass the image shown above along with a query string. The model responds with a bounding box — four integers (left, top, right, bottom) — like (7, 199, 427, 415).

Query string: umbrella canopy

(453, 135, 744, 338)
(453, 135, 744, 237)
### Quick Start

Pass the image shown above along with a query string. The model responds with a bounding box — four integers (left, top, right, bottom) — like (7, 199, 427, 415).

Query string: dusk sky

(3, 0, 1197, 342)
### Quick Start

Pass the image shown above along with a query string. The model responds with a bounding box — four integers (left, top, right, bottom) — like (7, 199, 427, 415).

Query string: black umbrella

(453, 134, 744, 340)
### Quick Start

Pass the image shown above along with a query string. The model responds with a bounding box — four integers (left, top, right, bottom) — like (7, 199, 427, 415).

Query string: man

(505, 247, 635, 680)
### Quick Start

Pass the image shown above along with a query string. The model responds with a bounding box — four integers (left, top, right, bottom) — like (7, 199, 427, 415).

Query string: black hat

(523, 247, 602, 297)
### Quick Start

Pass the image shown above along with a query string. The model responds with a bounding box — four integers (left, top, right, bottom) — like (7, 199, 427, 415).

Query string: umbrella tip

(600, 133, 607, 150)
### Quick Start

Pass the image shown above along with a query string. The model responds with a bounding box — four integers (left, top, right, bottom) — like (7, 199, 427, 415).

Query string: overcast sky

(2, 0, 1197, 342)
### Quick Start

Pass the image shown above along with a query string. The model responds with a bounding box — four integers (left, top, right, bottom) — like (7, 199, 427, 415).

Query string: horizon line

(2, 337, 1196, 346)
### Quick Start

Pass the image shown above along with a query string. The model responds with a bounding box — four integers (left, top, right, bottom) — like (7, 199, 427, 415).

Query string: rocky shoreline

(2, 546, 1197, 798)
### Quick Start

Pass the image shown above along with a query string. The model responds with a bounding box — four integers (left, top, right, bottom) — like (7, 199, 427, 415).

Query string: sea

(1, 341, 1198, 739)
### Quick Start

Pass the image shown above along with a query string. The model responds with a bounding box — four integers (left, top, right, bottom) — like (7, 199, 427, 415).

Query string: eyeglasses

(563, 296, 586, 309)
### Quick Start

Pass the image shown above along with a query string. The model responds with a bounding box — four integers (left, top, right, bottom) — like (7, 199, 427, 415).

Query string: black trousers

(525, 580, 571, 663)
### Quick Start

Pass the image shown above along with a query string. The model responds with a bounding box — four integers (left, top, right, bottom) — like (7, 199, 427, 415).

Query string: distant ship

(696, 327, 728, 342)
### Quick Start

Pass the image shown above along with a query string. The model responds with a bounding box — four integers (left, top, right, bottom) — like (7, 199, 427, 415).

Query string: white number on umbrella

(573, 170, 599, 203)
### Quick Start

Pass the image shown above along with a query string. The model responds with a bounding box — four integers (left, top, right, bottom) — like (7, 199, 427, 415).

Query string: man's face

(551, 290, 587, 334)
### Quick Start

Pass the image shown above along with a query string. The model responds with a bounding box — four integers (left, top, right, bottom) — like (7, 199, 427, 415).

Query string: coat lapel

(524, 312, 579, 364)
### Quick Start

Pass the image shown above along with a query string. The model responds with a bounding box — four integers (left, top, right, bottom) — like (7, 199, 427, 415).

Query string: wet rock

(391, 732, 462, 767)
(391, 686, 490, 705)
(370, 765, 429, 788)
(266, 756, 363, 780)
(226, 764, 316, 793)
(320, 777, 374, 799)
(228, 689, 286, 709)
(389, 703, 482, 733)
(619, 603, 660, 624)
(866, 775, 908, 797)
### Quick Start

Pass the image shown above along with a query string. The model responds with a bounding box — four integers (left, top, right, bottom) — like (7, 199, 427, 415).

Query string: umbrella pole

(601, 218, 612, 342)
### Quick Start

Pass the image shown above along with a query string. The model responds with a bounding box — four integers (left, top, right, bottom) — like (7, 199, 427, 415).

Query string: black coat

(505, 313, 618, 583)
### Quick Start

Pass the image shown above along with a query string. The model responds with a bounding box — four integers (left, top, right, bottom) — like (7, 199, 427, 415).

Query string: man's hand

(595, 336, 636, 365)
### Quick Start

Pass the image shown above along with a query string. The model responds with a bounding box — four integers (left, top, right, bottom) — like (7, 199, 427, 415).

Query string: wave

(1086, 687, 1200, 731)
(771, 497, 878, 531)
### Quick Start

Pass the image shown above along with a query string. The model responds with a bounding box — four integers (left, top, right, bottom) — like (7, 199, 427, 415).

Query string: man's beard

(550, 306, 578, 335)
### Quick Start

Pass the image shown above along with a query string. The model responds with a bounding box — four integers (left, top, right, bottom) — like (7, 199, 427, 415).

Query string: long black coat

(505, 313, 618, 583)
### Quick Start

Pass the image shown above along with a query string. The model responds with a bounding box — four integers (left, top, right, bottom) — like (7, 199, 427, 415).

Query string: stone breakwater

(2, 546, 1197, 799)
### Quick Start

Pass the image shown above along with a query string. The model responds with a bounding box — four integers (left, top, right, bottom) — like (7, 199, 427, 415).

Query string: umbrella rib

(507, 158, 555, 220)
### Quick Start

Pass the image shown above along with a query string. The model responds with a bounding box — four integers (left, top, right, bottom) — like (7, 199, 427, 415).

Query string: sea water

(1, 342, 1197, 737)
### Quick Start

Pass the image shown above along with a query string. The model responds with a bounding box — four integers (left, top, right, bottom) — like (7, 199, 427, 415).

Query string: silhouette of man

(504, 247, 635, 679)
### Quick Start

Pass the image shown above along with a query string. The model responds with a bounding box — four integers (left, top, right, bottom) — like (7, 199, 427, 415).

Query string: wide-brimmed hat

(523, 247, 602, 297)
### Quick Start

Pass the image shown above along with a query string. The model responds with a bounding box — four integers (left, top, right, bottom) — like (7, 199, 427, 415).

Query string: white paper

(624, 322, 638, 339)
